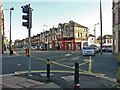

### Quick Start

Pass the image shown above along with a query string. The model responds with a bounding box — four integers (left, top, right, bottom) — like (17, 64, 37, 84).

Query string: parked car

(102, 46, 107, 52)
(82, 47, 95, 56)
(23, 46, 27, 50)
(108, 47, 112, 52)
(39, 47, 46, 50)
(95, 47, 100, 53)
(31, 46, 35, 50)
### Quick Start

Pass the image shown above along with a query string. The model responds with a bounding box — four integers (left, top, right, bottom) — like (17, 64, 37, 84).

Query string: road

(2, 48, 118, 79)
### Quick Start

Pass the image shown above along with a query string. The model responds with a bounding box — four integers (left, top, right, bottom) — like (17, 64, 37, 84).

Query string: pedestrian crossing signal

(26, 49, 30, 57)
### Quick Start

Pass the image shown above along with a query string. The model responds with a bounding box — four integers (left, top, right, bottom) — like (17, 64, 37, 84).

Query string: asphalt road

(2, 48, 118, 79)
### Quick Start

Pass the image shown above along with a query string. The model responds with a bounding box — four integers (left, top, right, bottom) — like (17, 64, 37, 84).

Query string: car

(23, 46, 27, 50)
(39, 47, 46, 50)
(102, 46, 107, 52)
(31, 46, 35, 50)
(82, 47, 95, 56)
(95, 47, 100, 53)
(108, 47, 112, 52)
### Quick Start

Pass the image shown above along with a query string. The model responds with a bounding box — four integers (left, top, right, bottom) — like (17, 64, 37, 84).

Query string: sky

(2, 0, 112, 42)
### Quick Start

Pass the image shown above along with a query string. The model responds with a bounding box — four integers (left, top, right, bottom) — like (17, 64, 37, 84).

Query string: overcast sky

(2, 0, 112, 42)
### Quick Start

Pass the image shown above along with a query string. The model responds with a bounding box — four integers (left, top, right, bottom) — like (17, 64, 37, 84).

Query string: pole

(28, 28, 32, 76)
(100, 0, 103, 54)
(74, 62, 79, 90)
(10, 10, 12, 55)
(2, 10, 4, 54)
(47, 59, 50, 81)
(94, 25, 96, 45)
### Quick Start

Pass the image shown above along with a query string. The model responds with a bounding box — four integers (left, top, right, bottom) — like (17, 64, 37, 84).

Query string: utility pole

(21, 4, 32, 76)
(100, 0, 103, 54)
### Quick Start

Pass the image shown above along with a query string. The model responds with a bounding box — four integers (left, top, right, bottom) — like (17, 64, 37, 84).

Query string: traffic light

(21, 4, 32, 28)
(26, 49, 30, 56)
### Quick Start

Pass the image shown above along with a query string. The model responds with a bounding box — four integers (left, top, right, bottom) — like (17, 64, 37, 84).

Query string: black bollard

(47, 59, 50, 81)
(74, 62, 79, 90)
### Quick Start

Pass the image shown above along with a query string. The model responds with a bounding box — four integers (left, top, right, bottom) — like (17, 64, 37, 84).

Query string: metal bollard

(74, 62, 79, 90)
(47, 59, 50, 81)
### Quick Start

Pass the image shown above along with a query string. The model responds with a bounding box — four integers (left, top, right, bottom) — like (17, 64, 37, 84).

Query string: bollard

(47, 59, 50, 81)
(117, 53, 120, 86)
(74, 62, 79, 90)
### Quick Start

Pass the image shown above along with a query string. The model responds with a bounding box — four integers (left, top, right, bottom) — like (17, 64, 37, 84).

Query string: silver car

(82, 47, 95, 56)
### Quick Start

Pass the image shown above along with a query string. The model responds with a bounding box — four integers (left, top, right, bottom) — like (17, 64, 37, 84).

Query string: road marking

(65, 54, 71, 56)
(79, 61, 89, 66)
(31, 56, 105, 77)
(0, 73, 16, 77)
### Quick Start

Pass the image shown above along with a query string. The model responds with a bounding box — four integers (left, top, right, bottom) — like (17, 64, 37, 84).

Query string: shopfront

(58, 40, 81, 50)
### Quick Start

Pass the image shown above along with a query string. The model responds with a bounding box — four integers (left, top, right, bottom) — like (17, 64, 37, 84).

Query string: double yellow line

(15, 56, 105, 77)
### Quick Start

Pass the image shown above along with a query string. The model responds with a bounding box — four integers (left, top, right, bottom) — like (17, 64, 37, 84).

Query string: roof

(103, 34, 112, 39)
(65, 20, 88, 29)
(89, 34, 95, 37)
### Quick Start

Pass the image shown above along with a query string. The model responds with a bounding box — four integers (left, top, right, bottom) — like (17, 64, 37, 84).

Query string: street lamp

(93, 23, 99, 45)
(10, 7, 14, 55)
(2, 8, 14, 54)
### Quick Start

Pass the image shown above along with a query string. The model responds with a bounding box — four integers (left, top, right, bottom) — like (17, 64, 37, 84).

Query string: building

(15, 21, 89, 51)
(88, 34, 95, 46)
(97, 34, 112, 48)
(48, 27, 57, 50)
(113, 0, 120, 53)
(14, 39, 21, 48)
(44, 31, 49, 49)
(57, 21, 89, 50)
(102, 35, 112, 47)
(0, 0, 2, 54)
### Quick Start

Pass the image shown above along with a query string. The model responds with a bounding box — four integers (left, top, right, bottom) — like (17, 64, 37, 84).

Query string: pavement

(1, 50, 117, 89)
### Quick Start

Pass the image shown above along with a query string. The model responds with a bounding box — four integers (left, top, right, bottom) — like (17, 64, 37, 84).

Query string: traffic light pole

(21, 4, 32, 76)
(28, 28, 32, 76)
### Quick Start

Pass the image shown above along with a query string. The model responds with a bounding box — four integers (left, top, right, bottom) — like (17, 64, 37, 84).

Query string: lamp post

(9, 7, 14, 55)
(93, 23, 99, 45)
(100, 0, 103, 54)
(2, 8, 14, 54)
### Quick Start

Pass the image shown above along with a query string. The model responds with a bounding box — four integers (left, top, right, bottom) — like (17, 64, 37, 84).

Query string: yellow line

(57, 58, 68, 62)
(14, 70, 105, 77)
(79, 61, 89, 66)
(51, 61, 74, 69)
(31, 56, 105, 77)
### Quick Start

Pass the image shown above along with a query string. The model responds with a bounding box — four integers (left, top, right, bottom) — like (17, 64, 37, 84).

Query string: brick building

(113, 0, 120, 53)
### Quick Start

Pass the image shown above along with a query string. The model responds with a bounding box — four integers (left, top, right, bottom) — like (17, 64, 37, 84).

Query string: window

(107, 40, 109, 43)
(76, 33, 78, 38)
(80, 33, 82, 37)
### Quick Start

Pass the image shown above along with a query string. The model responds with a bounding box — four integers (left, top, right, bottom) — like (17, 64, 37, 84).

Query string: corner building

(57, 21, 89, 50)
(113, 0, 120, 53)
